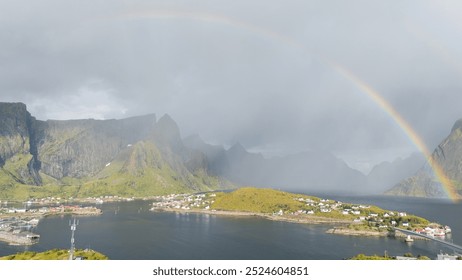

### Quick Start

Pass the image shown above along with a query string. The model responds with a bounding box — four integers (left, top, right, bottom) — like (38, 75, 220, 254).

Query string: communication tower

(69, 218, 79, 260)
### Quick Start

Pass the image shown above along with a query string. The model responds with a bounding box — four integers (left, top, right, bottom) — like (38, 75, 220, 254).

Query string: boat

(405, 235, 414, 242)
(445, 226, 452, 234)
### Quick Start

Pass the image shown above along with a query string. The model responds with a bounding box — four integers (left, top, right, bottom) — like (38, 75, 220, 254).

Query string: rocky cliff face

(0, 102, 41, 185)
(0, 102, 219, 194)
(386, 119, 462, 198)
(35, 114, 156, 179)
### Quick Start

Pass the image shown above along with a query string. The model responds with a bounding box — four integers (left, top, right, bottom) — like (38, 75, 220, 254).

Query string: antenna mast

(69, 218, 79, 260)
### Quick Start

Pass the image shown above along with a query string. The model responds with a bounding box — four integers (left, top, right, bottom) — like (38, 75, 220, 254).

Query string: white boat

(405, 235, 414, 242)
(445, 226, 452, 234)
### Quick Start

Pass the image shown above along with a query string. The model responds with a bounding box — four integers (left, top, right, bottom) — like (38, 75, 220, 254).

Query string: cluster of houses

(272, 197, 417, 229)
(274, 197, 374, 217)
(1, 205, 102, 216)
(151, 193, 216, 211)
(5, 195, 137, 207)
(414, 225, 452, 237)
(80, 196, 135, 204)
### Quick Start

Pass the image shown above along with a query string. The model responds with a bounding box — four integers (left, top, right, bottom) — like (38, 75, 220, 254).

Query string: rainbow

(113, 9, 459, 201)
(332, 64, 459, 201)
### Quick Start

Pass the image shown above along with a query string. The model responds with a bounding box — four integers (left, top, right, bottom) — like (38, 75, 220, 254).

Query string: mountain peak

(451, 118, 462, 133)
(228, 142, 247, 154)
(158, 113, 174, 123)
(156, 114, 180, 132)
(153, 114, 183, 150)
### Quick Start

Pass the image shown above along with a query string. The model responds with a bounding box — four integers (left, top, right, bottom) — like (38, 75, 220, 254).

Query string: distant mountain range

(1, 102, 460, 199)
(184, 134, 366, 194)
(366, 152, 425, 194)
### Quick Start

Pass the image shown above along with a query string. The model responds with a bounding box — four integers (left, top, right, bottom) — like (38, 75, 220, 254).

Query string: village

(149, 192, 452, 239)
(150, 193, 215, 211)
(0, 195, 137, 206)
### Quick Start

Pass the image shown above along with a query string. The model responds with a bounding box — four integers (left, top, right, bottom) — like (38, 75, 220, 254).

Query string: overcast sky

(2, 0, 462, 172)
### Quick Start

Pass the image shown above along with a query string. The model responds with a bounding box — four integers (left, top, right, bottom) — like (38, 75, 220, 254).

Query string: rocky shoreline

(326, 227, 388, 237)
(154, 208, 353, 225)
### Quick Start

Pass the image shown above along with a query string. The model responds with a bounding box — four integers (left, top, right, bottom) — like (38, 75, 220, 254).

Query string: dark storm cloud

(2, 0, 462, 168)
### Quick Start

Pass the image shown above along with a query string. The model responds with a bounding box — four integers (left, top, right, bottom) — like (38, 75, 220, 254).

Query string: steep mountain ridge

(0, 102, 41, 185)
(0, 102, 222, 198)
(386, 119, 462, 198)
(36, 114, 157, 179)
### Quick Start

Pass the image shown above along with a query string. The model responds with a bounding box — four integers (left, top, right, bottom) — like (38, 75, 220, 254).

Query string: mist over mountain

(184, 135, 368, 195)
(386, 119, 462, 198)
(366, 152, 425, 194)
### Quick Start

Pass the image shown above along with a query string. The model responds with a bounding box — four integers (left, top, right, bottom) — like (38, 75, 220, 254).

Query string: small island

(150, 187, 452, 240)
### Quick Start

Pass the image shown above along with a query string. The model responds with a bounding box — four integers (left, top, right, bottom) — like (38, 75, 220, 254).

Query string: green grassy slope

(211, 187, 320, 213)
(0, 249, 108, 260)
(0, 140, 226, 200)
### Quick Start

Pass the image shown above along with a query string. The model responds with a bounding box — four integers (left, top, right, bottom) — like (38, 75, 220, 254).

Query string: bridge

(392, 227, 462, 254)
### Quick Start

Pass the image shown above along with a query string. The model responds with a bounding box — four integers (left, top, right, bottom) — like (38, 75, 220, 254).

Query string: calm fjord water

(1, 196, 461, 259)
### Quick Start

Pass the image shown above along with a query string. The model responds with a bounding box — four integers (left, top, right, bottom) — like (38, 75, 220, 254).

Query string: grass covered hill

(0, 249, 108, 260)
(211, 187, 320, 213)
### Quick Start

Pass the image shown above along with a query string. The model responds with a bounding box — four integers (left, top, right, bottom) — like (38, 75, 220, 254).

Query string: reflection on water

(0, 196, 461, 260)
